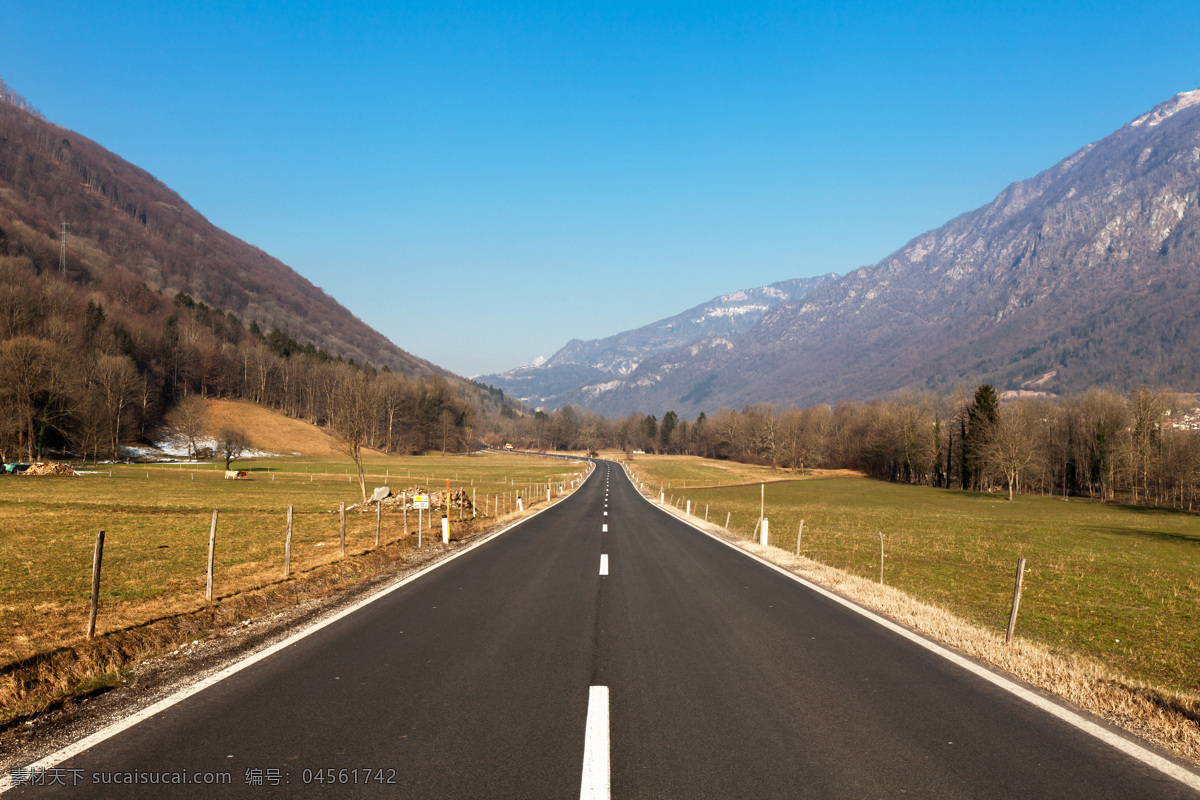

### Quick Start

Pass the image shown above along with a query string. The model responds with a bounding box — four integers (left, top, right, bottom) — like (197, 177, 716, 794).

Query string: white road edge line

(621, 464, 1200, 792)
(580, 686, 611, 800)
(0, 465, 599, 795)
(600, 554, 609, 576)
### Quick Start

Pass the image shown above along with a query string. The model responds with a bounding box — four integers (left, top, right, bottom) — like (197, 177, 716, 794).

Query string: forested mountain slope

(0, 79, 433, 375)
(0, 81, 508, 464)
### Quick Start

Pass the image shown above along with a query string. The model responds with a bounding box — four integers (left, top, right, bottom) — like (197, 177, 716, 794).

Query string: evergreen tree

(642, 414, 658, 453)
(963, 384, 1000, 490)
(659, 410, 678, 452)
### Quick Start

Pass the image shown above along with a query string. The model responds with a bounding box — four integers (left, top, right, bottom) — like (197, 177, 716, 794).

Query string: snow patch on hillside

(1131, 89, 1200, 128)
(698, 304, 768, 321)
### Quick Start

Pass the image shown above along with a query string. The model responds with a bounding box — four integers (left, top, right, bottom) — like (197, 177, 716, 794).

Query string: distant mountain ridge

(0, 80, 436, 376)
(478, 275, 836, 408)
(489, 88, 1200, 416)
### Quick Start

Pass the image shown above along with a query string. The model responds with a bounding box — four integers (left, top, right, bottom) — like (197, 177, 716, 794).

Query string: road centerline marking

(599, 554, 609, 575)
(580, 686, 610, 800)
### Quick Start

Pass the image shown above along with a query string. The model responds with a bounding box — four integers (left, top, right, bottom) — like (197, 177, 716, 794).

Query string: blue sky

(4, 1, 1198, 376)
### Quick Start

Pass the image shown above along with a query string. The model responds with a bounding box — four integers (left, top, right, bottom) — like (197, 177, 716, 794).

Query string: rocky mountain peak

(1130, 88, 1200, 128)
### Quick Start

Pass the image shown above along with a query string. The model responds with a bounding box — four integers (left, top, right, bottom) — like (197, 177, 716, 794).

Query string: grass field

(625, 455, 1200, 697)
(0, 452, 587, 671)
(619, 452, 842, 488)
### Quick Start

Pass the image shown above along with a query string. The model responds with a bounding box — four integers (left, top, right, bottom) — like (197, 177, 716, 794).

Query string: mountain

(506, 89, 1200, 416)
(478, 275, 836, 408)
(0, 80, 435, 376)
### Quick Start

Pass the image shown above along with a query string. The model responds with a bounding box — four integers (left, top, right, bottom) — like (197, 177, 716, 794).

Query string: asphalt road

(6, 461, 1198, 798)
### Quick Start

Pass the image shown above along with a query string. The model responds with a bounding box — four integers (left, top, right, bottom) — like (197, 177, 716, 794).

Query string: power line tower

(59, 221, 69, 276)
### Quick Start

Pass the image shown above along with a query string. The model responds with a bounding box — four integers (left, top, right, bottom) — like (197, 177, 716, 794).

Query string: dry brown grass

(619, 452, 862, 487)
(188, 399, 385, 458)
(0, 540, 412, 728)
(651, 497, 1200, 768)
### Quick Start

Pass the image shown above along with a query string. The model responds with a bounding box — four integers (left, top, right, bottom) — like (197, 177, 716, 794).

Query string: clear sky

(3, 1, 1198, 376)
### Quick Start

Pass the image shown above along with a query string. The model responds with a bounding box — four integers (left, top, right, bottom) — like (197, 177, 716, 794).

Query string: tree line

(0, 254, 489, 466)
(5, 247, 1198, 512)
(483, 386, 1200, 510)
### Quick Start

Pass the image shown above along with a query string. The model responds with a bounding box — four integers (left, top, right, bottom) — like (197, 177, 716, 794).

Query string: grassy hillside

(173, 399, 375, 458)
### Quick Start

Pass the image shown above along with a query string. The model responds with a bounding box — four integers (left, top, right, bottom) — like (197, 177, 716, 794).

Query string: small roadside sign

(413, 494, 430, 510)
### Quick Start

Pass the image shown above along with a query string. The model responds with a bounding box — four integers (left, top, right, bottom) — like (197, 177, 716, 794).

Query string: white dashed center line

(580, 686, 610, 800)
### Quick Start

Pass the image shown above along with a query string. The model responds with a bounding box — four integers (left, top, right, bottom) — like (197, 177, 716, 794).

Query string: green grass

(657, 474, 1200, 696)
(0, 452, 587, 666)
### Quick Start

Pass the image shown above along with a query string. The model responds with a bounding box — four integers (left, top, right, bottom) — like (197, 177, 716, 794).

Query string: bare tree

(91, 354, 141, 460)
(982, 401, 1043, 500)
(330, 371, 378, 502)
(0, 336, 65, 460)
(437, 407, 458, 455)
(217, 427, 250, 470)
(174, 394, 209, 459)
(1126, 387, 1171, 504)
(71, 385, 109, 464)
(778, 404, 832, 474)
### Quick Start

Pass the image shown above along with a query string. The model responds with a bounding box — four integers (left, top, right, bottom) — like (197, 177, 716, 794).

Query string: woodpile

(348, 487, 475, 514)
(23, 462, 80, 476)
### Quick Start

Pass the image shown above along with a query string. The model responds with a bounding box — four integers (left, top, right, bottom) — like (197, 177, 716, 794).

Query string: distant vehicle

(504, 443, 514, 451)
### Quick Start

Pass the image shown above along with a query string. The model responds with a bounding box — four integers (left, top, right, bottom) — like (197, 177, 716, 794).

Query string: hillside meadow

(625, 454, 1200, 697)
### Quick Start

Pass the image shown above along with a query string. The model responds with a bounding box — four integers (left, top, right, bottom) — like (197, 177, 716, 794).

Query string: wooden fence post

(1006, 557, 1027, 643)
(206, 510, 218, 601)
(376, 500, 381, 547)
(339, 502, 346, 556)
(796, 520, 804, 555)
(878, 531, 884, 585)
(284, 506, 293, 577)
(86, 530, 105, 638)
(725, 511, 731, 530)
